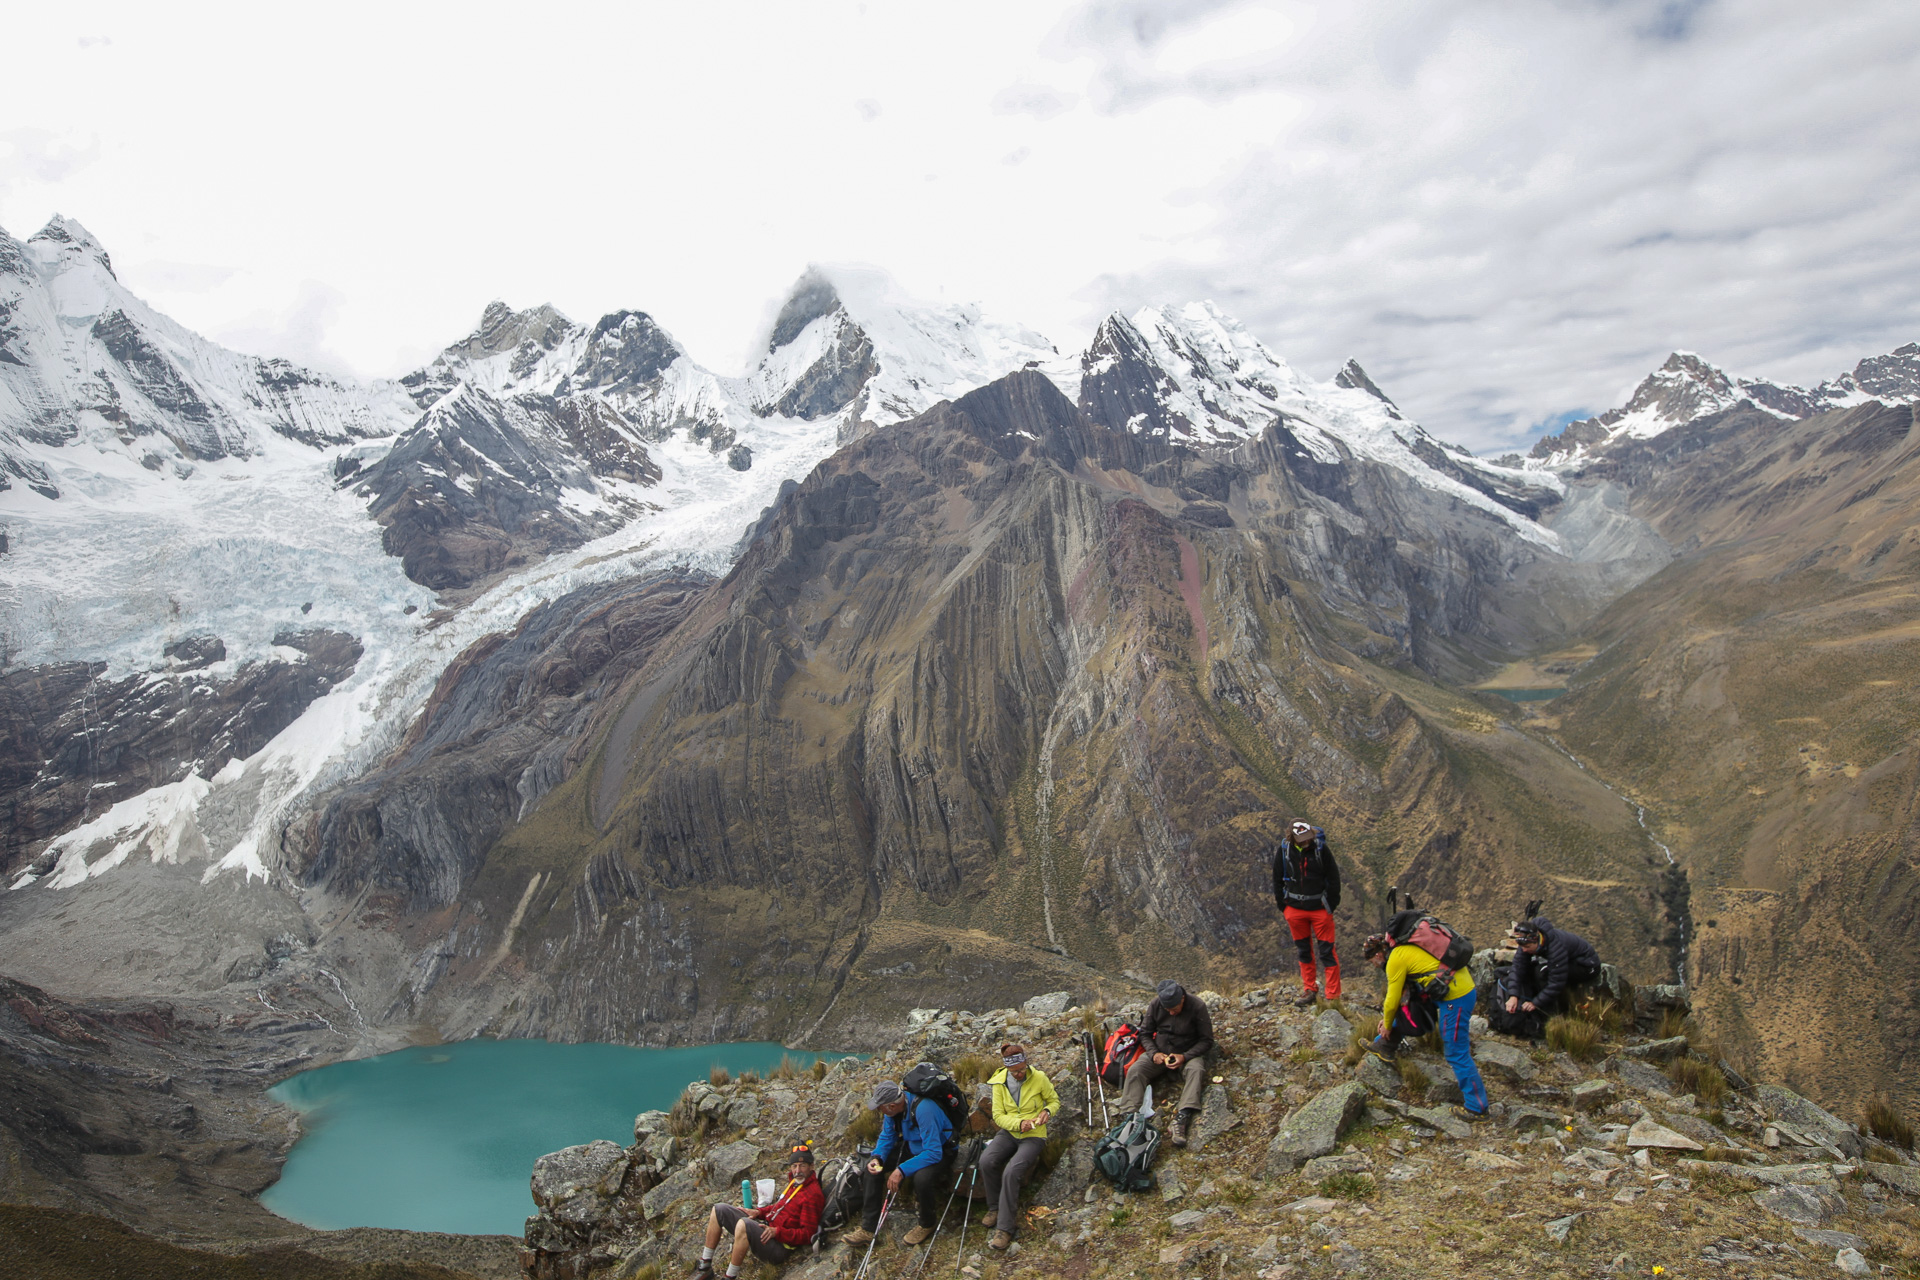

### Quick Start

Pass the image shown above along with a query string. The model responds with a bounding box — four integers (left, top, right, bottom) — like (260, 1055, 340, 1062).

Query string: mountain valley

(2, 214, 1918, 1266)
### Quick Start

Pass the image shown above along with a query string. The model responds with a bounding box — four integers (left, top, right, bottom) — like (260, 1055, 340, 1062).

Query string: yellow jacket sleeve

(1381, 948, 1410, 1028)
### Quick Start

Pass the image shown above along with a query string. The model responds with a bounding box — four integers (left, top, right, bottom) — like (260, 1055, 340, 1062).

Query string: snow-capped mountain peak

(0, 219, 414, 500)
(1078, 300, 1561, 542)
(742, 265, 1067, 436)
(1531, 342, 1920, 462)
(25, 214, 115, 276)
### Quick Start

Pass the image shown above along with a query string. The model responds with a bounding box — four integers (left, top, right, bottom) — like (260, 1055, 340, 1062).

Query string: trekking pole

(906, 1140, 979, 1280)
(952, 1149, 981, 1277)
(851, 1189, 893, 1280)
(1084, 1032, 1111, 1130)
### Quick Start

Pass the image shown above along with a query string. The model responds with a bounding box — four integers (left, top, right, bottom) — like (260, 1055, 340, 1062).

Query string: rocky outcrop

(354, 386, 658, 591)
(2, 630, 362, 878)
(523, 988, 1920, 1280)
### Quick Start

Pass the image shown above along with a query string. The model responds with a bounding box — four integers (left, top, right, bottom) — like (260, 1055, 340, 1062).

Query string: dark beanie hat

(1156, 980, 1185, 1004)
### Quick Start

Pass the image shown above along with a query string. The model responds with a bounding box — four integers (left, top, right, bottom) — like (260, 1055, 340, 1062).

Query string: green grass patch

(1317, 1173, 1376, 1201)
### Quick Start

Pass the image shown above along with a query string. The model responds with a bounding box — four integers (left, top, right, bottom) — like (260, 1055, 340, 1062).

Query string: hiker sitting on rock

(842, 1081, 953, 1248)
(1495, 916, 1602, 1034)
(978, 1042, 1059, 1253)
(1116, 981, 1214, 1148)
(1272, 819, 1343, 1006)
(692, 1142, 824, 1278)
(1364, 932, 1488, 1121)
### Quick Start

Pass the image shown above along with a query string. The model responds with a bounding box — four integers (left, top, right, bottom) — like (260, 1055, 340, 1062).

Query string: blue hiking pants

(1436, 988, 1487, 1115)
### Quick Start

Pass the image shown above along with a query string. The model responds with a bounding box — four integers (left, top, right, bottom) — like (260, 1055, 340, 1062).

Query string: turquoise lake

(1484, 687, 1566, 702)
(263, 1039, 843, 1237)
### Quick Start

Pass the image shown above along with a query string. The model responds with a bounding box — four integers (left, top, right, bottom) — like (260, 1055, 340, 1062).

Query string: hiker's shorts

(714, 1205, 794, 1264)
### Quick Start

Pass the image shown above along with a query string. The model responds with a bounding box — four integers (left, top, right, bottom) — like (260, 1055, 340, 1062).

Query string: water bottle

(742, 1179, 753, 1208)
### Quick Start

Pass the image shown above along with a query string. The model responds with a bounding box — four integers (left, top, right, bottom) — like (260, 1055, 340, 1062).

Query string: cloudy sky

(3, 0, 1915, 452)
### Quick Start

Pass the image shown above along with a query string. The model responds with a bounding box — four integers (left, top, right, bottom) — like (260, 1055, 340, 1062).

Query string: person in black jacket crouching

(1493, 916, 1603, 1037)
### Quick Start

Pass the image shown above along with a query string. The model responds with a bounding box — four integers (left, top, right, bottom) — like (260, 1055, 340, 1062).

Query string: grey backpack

(1093, 1110, 1161, 1192)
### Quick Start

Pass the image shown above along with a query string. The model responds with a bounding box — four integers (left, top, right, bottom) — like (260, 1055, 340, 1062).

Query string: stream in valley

(262, 1038, 846, 1237)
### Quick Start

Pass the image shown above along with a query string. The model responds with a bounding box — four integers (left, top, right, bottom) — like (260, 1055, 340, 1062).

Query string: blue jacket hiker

(842, 1080, 955, 1247)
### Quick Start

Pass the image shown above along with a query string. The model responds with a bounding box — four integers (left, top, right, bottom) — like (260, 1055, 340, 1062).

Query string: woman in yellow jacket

(1362, 933, 1488, 1119)
(977, 1043, 1059, 1251)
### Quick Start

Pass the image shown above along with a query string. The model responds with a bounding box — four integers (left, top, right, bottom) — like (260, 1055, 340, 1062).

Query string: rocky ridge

(329, 367, 1679, 1060)
(520, 978, 1920, 1280)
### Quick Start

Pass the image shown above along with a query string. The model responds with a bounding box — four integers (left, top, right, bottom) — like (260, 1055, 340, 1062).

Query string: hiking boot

(989, 1231, 1013, 1251)
(980, 1210, 998, 1228)
(903, 1226, 933, 1247)
(1293, 989, 1318, 1008)
(1451, 1105, 1490, 1124)
(689, 1262, 713, 1278)
(841, 1227, 874, 1245)
(1170, 1110, 1192, 1147)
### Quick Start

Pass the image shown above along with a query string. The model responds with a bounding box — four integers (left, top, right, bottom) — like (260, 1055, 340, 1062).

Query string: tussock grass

(1569, 990, 1626, 1037)
(810, 1059, 829, 1081)
(737, 1068, 761, 1085)
(1318, 1172, 1376, 1201)
(770, 1054, 805, 1081)
(1342, 1028, 1372, 1069)
(1397, 1059, 1430, 1103)
(1667, 1055, 1728, 1105)
(668, 1086, 712, 1140)
(1082, 1007, 1103, 1034)
(1656, 1008, 1692, 1041)
(1700, 1144, 1750, 1164)
(1865, 1095, 1915, 1150)
(844, 1106, 882, 1146)
(1546, 1015, 1603, 1062)
(950, 1053, 998, 1091)
(710, 1065, 732, 1087)
(1220, 1177, 1256, 1206)
(1289, 1046, 1317, 1065)
(626, 1263, 663, 1280)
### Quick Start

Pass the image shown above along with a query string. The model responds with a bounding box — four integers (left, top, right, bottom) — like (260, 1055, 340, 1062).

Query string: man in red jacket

(692, 1143, 825, 1277)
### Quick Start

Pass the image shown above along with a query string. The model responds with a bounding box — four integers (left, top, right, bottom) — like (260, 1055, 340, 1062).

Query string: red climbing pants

(1284, 905, 1341, 998)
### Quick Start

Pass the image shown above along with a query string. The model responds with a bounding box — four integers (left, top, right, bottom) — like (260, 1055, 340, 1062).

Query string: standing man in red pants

(1273, 820, 1342, 1006)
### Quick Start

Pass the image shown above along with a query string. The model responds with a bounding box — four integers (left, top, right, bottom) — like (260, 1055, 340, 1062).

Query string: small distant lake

(1483, 687, 1567, 702)
(263, 1039, 846, 1237)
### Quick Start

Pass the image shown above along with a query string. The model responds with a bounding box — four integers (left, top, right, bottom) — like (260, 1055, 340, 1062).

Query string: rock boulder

(1263, 1082, 1368, 1174)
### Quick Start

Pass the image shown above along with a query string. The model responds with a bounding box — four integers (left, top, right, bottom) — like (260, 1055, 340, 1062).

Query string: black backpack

(1093, 1110, 1160, 1192)
(902, 1062, 970, 1139)
(813, 1154, 864, 1240)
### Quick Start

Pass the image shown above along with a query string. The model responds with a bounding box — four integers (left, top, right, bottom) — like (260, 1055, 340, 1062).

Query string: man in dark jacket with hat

(1115, 981, 1214, 1147)
(1273, 820, 1342, 1006)
(1500, 916, 1602, 1021)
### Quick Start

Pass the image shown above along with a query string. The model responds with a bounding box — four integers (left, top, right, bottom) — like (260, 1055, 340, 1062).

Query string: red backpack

(1387, 908, 1476, 998)
(1099, 1023, 1145, 1088)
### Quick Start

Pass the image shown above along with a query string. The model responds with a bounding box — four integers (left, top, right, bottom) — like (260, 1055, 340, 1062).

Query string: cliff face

(305, 372, 1674, 1050)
